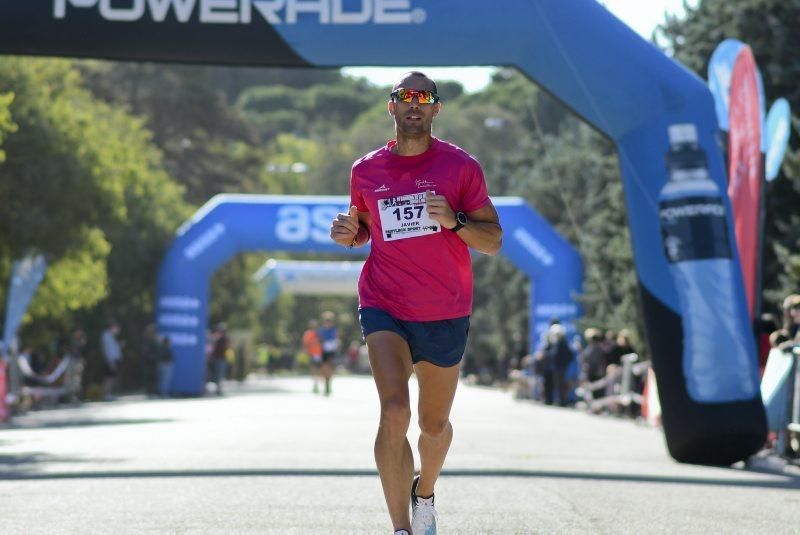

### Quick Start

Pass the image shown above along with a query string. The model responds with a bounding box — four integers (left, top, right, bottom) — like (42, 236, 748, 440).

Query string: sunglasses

(390, 88, 440, 104)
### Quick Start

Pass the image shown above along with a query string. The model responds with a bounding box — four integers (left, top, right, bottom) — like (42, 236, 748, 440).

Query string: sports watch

(450, 211, 467, 232)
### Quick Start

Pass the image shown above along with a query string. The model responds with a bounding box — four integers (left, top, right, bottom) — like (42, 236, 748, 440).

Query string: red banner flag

(727, 46, 762, 320)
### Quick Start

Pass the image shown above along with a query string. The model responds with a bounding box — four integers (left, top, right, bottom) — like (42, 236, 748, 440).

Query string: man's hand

(331, 205, 360, 246)
(425, 191, 457, 230)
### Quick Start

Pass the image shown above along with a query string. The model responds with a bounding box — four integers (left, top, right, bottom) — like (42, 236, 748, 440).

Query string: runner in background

(302, 319, 323, 393)
(317, 311, 340, 396)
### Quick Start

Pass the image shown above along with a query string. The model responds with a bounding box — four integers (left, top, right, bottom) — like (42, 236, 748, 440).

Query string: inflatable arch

(157, 194, 582, 390)
(0, 0, 766, 464)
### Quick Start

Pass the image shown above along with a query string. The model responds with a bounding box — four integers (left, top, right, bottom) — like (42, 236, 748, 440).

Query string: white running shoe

(411, 476, 438, 535)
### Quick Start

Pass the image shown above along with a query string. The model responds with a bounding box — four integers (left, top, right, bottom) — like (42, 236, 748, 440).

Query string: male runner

(330, 71, 502, 535)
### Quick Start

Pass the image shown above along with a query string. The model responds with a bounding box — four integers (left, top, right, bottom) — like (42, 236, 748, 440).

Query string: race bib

(378, 192, 441, 241)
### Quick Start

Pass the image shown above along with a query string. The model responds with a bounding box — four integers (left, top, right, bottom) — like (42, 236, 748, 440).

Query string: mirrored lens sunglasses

(390, 88, 440, 104)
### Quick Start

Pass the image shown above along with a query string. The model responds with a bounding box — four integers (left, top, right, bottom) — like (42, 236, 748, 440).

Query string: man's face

(388, 76, 440, 137)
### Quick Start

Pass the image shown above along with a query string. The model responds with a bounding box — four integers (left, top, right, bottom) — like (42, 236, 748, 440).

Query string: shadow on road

(2, 417, 175, 431)
(0, 451, 123, 467)
(1, 467, 798, 490)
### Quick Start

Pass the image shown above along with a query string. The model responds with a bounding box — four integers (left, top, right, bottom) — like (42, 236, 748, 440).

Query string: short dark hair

(392, 71, 438, 94)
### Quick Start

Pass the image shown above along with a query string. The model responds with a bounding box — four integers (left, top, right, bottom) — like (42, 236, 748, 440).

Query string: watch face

(457, 212, 467, 224)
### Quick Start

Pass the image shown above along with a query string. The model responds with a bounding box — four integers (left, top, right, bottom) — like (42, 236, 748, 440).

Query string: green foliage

(28, 228, 110, 320)
(0, 58, 125, 259)
(522, 122, 641, 340)
(237, 80, 383, 145)
(206, 66, 343, 104)
(0, 57, 189, 377)
(210, 254, 268, 334)
(658, 0, 800, 309)
(0, 91, 18, 163)
(78, 61, 262, 204)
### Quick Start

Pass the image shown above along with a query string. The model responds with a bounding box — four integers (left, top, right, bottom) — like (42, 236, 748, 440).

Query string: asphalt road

(1, 375, 798, 534)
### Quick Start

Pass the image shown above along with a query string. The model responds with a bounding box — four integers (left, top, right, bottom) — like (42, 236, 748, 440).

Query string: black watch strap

(450, 212, 467, 232)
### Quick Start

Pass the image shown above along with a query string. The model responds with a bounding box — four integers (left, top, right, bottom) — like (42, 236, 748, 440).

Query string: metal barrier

(777, 345, 800, 455)
(5, 355, 83, 412)
(575, 353, 650, 414)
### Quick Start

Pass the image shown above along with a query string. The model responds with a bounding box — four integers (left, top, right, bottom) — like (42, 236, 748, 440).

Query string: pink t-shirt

(351, 138, 490, 321)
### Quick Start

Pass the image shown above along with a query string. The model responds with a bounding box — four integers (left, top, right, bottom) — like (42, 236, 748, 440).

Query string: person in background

(543, 323, 574, 406)
(601, 329, 619, 367)
(210, 323, 229, 396)
(317, 311, 339, 396)
(66, 326, 87, 402)
(302, 319, 323, 393)
(157, 335, 174, 398)
(579, 328, 607, 384)
(777, 294, 800, 352)
(142, 324, 161, 397)
(100, 320, 123, 401)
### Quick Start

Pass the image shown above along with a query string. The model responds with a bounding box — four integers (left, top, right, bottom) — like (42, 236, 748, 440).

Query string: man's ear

(387, 100, 395, 116)
(433, 102, 441, 117)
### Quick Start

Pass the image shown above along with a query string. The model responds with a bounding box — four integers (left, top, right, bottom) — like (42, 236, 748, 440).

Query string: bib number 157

(379, 192, 441, 241)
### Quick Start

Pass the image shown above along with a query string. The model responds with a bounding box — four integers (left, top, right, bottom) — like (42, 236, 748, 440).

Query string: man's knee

(419, 416, 450, 438)
(380, 397, 411, 433)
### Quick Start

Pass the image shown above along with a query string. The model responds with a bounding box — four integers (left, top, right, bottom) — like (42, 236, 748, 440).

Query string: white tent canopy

(253, 259, 364, 306)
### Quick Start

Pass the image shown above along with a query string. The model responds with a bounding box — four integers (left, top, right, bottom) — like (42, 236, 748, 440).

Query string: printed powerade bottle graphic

(659, 123, 756, 403)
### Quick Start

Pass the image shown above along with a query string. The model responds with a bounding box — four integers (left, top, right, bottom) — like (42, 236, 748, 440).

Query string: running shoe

(411, 476, 438, 535)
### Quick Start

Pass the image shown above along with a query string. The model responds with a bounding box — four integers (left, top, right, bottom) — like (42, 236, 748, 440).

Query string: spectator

(317, 311, 339, 396)
(302, 319, 323, 393)
(532, 346, 552, 403)
(543, 323, 574, 406)
(605, 329, 635, 367)
(601, 329, 619, 366)
(784, 294, 800, 336)
(769, 329, 791, 349)
(209, 323, 229, 396)
(777, 294, 800, 351)
(142, 324, 161, 397)
(100, 320, 123, 401)
(579, 328, 606, 383)
(68, 326, 87, 366)
(66, 326, 86, 403)
(509, 354, 537, 400)
(157, 335, 174, 398)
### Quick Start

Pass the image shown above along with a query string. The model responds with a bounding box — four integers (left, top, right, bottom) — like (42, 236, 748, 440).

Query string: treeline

(0, 0, 797, 390)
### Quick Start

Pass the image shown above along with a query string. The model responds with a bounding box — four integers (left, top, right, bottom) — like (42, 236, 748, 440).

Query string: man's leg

(321, 357, 333, 395)
(367, 331, 415, 532)
(414, 361, 460, 498)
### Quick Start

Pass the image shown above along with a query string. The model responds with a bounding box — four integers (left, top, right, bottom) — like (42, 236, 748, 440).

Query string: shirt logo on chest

(374, 184, 390, 192)
(416, 178, 436, 189)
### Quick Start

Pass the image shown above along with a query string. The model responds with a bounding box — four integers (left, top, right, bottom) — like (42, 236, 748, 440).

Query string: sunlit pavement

(1, 375, 798, 534)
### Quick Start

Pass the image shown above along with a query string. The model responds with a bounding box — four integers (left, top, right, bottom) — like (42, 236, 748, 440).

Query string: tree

(0, 57, 190, 392)
(0, 91, 17, 163)
(78, 61, 265, 205)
